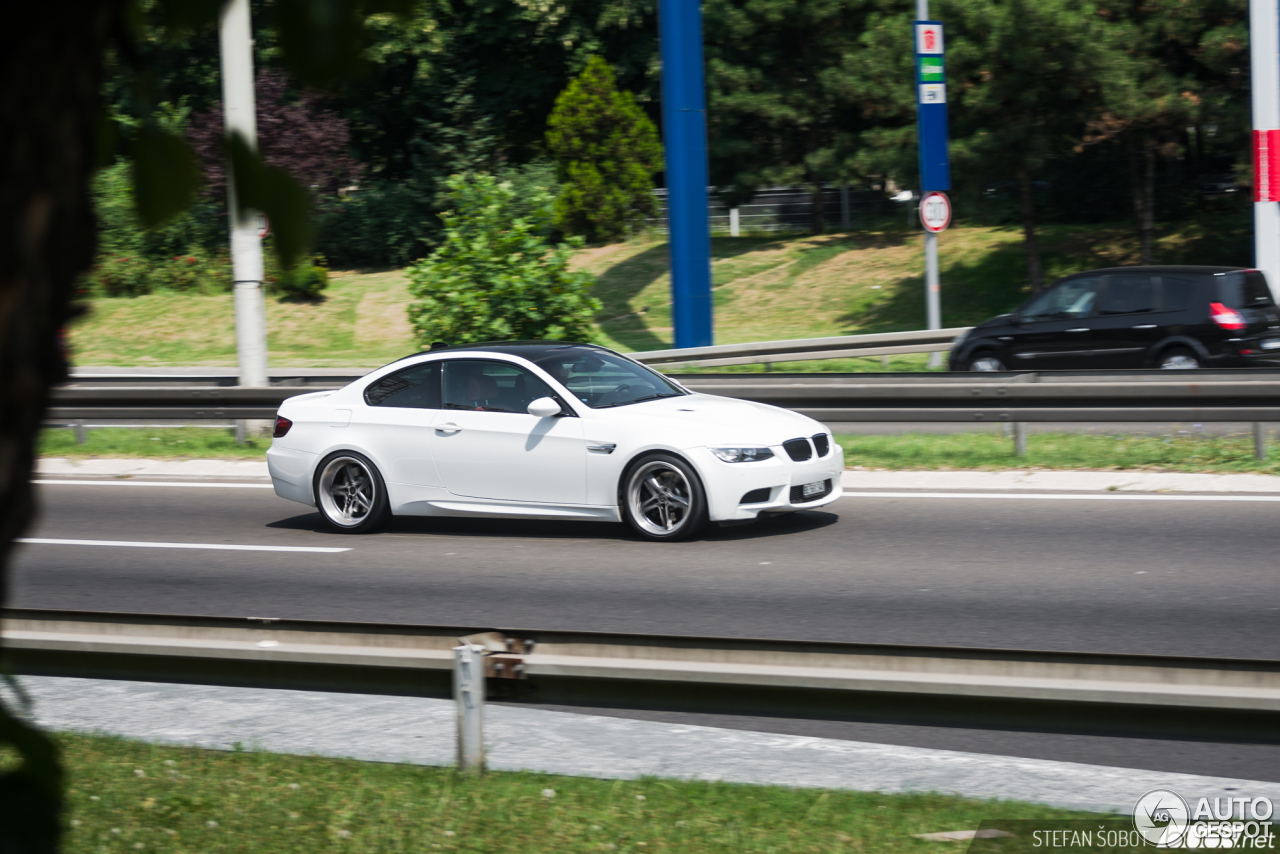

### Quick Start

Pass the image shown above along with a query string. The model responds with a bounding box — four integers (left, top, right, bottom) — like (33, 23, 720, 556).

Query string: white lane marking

(17, 538, 349, 553)
(33, 480, 273, 489)
(837, 491, 1280, 502)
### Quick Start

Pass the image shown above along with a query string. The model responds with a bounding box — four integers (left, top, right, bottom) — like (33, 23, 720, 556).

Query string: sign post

(1250, 0, 1280, 298)
(914, 5, 950, 366)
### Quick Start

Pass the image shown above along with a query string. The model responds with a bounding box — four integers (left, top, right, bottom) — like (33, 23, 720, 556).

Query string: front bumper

(688, 446, 845, 522)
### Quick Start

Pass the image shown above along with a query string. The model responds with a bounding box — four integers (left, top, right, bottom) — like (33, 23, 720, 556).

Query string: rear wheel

(1158, 348, 1203, 370)
(314, 451, 390, 534)
(966, 352, 1007, 372)
(621, 454, 708, 541)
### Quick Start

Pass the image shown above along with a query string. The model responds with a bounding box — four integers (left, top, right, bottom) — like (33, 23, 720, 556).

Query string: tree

(546, 56, 664, 242)
(703, 0, 896, 233)
(407, 173, 601, 345)
(946, 0, 1113, 292)
(187, 69, 364, 203)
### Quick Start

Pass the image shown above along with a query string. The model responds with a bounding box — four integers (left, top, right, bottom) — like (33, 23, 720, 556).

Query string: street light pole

(1251, 0, 1280, 297)
(219, 0, 268, 390)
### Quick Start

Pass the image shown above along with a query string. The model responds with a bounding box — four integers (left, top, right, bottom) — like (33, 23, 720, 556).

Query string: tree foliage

(546, 56, 664, 242)
(407, 174, 601, 346)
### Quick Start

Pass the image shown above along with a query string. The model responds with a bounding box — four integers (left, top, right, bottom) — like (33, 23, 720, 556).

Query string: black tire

(619, 453, 708, 541)
(965, 352, 1007, 372)
(1157, 347, 1203, 370)
(313, 451, 391, 534)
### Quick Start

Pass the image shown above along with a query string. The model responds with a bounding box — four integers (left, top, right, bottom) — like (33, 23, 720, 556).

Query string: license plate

(802, 480, 826, 497)
(1262, 339, 1280, 350)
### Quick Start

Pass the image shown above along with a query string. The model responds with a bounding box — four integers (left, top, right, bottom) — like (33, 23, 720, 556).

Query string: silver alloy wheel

(1160, 353, 1201, 370)
(627, 460, 693, 536)
(317, 456, 377, 528)
(969, 356, 1006, 372)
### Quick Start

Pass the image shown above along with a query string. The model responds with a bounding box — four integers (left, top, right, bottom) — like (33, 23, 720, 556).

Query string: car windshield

(532, 348, 687, 409)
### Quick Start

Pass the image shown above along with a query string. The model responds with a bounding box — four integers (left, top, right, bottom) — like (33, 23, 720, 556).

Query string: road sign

(920, 191, 951, 232)
(914, 20, 950, 192)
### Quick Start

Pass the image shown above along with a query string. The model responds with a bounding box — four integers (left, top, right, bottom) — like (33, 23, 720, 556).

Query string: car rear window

(1217, 271, 1275, 308)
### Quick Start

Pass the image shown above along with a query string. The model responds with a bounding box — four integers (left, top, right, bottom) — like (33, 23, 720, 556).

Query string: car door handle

(1067, 328, 1089, 333)
(435, 422, 462, 434)
(1132, 324, 1157, 329)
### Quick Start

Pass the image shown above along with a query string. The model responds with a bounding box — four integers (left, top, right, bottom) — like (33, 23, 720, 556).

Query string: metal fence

(644, 185, 902, 235)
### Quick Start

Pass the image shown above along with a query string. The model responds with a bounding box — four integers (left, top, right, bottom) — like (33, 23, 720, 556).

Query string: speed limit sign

(919, 191, 951, 232)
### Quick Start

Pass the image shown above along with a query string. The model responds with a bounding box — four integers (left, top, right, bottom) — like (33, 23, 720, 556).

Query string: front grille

(790, 479, 833, 504)
(812, 433, 830, 457)
(782, 438, 812, 461)
(740, 487, 771, 504)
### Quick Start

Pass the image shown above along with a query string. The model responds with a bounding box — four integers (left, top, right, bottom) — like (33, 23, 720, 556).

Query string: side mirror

(527, 397, 562, 418)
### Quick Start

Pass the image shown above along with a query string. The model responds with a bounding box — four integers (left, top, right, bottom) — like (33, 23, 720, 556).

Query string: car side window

(1021, 277, 1100, 321)
(1098, 275, 1156, 315)
(441, 360, 557, 413)
(1160, 276, 1200, 312)
(364, 362, 440, 408)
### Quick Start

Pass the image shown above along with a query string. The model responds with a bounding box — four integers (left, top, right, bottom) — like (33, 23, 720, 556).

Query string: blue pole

(658, 0, 714, 348)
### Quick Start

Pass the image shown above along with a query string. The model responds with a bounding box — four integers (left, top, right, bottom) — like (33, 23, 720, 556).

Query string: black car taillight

(273, 416, 293, 438)
(1210, 302, 1247, 331)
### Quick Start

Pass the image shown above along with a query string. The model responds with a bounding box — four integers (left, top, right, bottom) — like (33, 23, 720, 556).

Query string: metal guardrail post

(1014, 422, 1027, 457)
(453, 643, 486, 773)
(1256, 423, 1268, 460)
(74, 421, 86, 444)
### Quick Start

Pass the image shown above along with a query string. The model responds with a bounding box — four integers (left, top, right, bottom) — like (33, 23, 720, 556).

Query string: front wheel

(314, 451, 390, 534)
(621, 454, 708, 541)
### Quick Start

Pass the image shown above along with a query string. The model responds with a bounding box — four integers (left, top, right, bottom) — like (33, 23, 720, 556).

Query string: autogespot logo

(1135, 789, 1191, 846)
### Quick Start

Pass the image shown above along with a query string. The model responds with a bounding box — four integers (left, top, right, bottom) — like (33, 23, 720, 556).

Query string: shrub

(271, 261, 329, 301)
(406, 173, 600, 347)
(546, 57, 664, 243)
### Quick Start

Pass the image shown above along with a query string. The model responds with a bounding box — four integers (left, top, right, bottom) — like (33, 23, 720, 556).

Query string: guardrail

(5, 608, 1278, 770)
(628, 328, 971, 369)
(48, 374, 1280, 423)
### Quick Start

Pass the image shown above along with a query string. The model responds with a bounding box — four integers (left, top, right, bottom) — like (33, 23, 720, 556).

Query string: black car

(948, 266, 1280, 371)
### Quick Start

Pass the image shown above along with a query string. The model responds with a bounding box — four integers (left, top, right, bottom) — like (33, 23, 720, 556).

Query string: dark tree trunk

(810, 183, 826, 235)
(1142, 138, 1156, 264)
(1, 1, 121, 845)
(1128, 132, 1155, 264)
(1016, 163, 1043, 294)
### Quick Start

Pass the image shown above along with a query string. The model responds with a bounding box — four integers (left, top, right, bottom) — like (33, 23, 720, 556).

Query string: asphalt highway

(11, 481, 1280, 782)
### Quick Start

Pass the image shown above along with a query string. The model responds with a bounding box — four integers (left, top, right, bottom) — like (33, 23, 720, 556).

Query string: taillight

(1210, 302, 1247, 330)
(273, 416, 293, 438)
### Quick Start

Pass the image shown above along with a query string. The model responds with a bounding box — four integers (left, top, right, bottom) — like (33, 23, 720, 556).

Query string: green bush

(271, 262, 329, 300)
(406, 173, 601, 346)
(546, 57, 664, 243)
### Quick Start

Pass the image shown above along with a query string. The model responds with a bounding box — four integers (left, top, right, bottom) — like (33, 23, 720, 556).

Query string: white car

(266, 342, 844, 540)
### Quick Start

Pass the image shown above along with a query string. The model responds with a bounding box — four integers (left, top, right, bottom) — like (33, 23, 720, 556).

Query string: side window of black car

(1098, 275, 1156, 315)
(1160, 276, 1200, 312)
(364, 362, 441, 408)
(1021, 277, 1100, 321)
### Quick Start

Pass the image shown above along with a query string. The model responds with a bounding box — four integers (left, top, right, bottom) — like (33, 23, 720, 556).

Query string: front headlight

(710, 447, 775, 463)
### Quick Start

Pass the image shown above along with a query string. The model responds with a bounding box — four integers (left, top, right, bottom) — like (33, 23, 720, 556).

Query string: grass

(836, 430, 1280, 475)
(39, 426, 271, 459)
(37, 425, 1280, 475)
(65, 214, 1251, 368)
(42, 731, 1103, 853)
